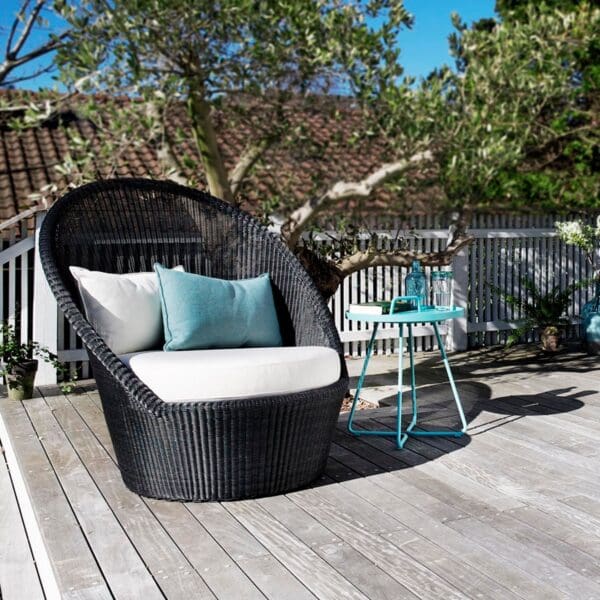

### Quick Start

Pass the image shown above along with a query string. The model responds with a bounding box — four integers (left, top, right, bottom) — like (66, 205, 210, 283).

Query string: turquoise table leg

(348, 322, 397, 440)
(407, 323, 418, 431)
(347, 319, 467, 446)
(397, 322, 418, 448)
(395, 324, 403, 447)
(407, 321, 467, 438)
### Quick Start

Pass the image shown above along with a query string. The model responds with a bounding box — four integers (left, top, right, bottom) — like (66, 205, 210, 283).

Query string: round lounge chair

(39, 178, 348, 501)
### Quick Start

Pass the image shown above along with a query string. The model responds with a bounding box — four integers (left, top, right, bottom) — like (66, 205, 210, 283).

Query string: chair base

(120, 462, 329, 502)
(95, 367, 348, 502)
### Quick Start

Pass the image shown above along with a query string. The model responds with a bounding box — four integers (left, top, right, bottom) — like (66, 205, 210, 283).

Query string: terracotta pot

(539, 327, 561, 353)
(5, 359, 38, 400)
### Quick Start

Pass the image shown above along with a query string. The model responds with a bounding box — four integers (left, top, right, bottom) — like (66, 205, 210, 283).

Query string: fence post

(450, 247, 469, 351)
(32, 211, 57, 385)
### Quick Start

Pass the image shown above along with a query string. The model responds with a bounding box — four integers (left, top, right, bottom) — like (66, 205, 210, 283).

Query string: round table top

(345, 306, 464, 324)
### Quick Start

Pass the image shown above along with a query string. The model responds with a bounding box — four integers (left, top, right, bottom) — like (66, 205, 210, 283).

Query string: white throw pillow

(69, 266, 183, 355)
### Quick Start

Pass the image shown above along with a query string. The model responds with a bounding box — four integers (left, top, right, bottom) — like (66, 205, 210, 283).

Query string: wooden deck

(2, 347, 600, 599)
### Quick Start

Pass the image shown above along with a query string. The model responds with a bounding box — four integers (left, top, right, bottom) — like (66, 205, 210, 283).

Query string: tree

(0, 0, 70, 87)
(55, 0, 413, 199)
(9, 1, 599, 297)
(463, 1, 600, 213)
(311, 2, 599, 277)
(51, 0, 429, 294)
(495, 0, 594, 20)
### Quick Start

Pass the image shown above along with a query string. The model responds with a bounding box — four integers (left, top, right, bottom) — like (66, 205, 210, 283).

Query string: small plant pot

(5, 359, 38, 400)
(539, 327, 561, 353)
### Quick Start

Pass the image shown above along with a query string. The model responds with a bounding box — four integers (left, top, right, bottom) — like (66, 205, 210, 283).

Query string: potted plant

(489, 277, 589, 352)
(1, 323, 72, 400)
(556, 219, 600, 353)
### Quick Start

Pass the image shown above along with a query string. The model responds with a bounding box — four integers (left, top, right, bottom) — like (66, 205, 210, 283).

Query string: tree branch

(281, 150, 432, 249)
(1, 62, 54, 86)
(229, 138, 273, 198)
(337, 208, 473, 276)
(143, 100, 188, 185)
(0, 104, 31, 113)
(187, 83, 234, 202)
(523, 122, 599, 170)
(0, 31, 68, 84)
(160, 132, 189, 186)
(336, 232, 473, 276)
(9, 0, 45, 60)
(6, 0, 30, 57)
(11, 31, 67, 66)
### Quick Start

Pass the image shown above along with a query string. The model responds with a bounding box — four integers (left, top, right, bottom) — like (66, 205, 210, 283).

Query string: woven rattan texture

(39, 179, 348, 501)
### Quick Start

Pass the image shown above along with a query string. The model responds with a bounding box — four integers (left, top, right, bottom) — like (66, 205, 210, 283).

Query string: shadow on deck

(2, 348, 600, 599)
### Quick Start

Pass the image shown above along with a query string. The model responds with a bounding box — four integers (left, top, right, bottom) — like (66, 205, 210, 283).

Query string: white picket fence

(0, 211, 85, 385)
(331, 226, 596, 356)
(0, 210, 595, 385)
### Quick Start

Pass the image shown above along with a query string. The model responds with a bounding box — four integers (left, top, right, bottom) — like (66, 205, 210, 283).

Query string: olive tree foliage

(0, 0, 70, 86)
(439, 3, 599, 212)
(53, 0, 413, 200)
(4, 1, 598, 297)
(473, 0, 600, 213)
(330, 3, 599, 276)
(495, 0, 591, 21)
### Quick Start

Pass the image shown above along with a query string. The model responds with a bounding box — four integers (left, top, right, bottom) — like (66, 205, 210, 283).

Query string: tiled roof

(0, 90, 417, 223)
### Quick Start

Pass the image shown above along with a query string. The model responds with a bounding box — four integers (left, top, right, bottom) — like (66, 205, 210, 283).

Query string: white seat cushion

(119, 346, 341, 402)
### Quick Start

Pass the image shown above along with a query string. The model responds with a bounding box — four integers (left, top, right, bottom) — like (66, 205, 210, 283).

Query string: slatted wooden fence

(0, 212, 36, 350)
(0, 210, 596, 384)
(0, 211, 91, 384)
(327, 227, 596, 356)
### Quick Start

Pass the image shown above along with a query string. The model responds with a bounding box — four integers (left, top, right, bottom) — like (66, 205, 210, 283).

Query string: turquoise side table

(346, 296, 467, 449)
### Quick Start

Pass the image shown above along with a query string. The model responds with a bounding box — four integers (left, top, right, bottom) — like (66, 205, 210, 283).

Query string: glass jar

(405, 260, 427, 309)
(431, 271, 454, 308)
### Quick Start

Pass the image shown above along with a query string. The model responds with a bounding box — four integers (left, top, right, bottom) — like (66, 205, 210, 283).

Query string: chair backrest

(44, 178, 296, 292)
(40, 178, 324, 347)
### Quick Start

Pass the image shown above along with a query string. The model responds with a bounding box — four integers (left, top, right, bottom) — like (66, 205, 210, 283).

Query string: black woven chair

(39, 178, 348, 501)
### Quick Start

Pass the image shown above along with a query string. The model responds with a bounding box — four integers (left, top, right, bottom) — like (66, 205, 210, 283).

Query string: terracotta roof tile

(0, 89, 425, 223)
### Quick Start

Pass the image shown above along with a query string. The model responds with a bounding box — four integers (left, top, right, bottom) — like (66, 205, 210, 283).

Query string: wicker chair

(39, 179, 348, 501)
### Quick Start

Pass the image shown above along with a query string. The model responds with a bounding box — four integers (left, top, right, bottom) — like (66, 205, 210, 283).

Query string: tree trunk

(294, 247, 345, 300)
(187, 86, 233, 203)
(297, 231, 475, 300)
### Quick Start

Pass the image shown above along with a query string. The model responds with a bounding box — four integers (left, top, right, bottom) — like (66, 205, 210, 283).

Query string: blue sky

(2, 0, 496, 89)
(401, 0, 496, 79)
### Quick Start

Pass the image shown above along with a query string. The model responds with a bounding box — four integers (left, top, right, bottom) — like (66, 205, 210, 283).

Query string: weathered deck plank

(2, 349, 600, 599)
(227, 500, 369, 600)
(447, 517, 600, 598)
(186, 502, 317, 600)
(256, 494, 417, 600)
(0, 395, 112, 600)
(47, 391, 216, 599)
(0, 443, 44, 600)
(24, 393, 166, 600)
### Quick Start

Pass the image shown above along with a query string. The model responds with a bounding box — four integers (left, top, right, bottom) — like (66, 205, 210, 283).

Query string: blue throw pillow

(154, 263, 282, 350)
